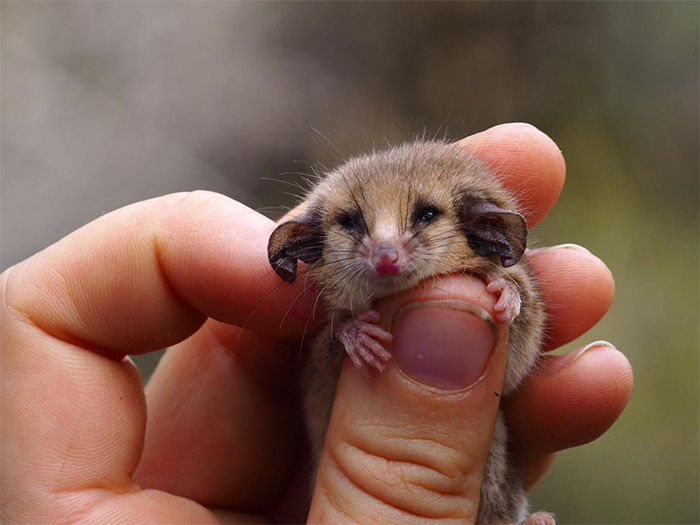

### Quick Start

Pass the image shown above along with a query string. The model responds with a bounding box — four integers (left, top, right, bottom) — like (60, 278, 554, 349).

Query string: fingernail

(497, 122, 540, 131)
(391, 300, 498, 391)
(538, 243, 591, 255)
(543, 340, 617, 375)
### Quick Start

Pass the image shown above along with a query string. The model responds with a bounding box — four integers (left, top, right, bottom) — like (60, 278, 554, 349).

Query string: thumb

(308, 275, 508, 524)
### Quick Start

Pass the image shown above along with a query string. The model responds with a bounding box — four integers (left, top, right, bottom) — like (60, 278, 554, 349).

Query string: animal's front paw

(520, 511, 556, 525)
(338, 310, 393, 376)
(486, 272, 522, 324)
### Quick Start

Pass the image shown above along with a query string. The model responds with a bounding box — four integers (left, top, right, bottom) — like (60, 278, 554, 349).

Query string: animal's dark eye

(414, 206, 441, 224)
(336, 210, 363, 230)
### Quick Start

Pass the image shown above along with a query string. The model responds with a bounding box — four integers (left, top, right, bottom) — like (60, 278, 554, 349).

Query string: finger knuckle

(327, 426, 479, 521)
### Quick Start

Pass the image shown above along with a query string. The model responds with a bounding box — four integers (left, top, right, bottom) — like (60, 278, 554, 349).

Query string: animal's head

(268, 142, 527, 310)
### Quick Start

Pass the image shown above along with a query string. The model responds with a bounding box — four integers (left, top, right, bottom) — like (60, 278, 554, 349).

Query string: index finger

(8, 191, 319, 349)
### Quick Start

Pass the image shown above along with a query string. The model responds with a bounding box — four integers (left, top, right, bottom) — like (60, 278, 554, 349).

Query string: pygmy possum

(267, 141, 552, 524)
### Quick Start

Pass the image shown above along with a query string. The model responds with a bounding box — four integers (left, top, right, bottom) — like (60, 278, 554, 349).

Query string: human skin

(1, 124, 633, 524)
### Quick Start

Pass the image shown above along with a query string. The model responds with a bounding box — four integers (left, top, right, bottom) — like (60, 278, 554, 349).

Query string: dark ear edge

(267, 214, 324, 283)
(460, 199, 528, 268)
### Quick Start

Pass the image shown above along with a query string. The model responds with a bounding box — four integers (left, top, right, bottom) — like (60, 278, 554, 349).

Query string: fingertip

(506, 343, 633, 458)
(528, 245, 616, 350)
(456, 123, 566, 227)
(149, 191, 320, 337)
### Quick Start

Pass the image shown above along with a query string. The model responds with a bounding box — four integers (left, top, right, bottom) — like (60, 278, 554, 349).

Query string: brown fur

(270, 141, 546, 524)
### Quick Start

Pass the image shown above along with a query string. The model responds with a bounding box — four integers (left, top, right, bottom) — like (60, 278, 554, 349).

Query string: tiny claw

(496, 312, 511, 324)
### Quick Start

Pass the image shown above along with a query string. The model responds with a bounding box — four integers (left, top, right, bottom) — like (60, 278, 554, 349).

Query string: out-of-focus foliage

(2, 3, 698, 523)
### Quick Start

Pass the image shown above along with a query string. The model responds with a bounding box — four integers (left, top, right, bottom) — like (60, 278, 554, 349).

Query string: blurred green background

(3, 2, 698, 523)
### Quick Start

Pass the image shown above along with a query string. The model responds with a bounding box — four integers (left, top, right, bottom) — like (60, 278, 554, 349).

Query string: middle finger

(133, 324, 307, 511)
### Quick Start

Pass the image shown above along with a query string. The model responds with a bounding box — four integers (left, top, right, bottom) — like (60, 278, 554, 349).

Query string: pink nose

(372, 244, 400, 275)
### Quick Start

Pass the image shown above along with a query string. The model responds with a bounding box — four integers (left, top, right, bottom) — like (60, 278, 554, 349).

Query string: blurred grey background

(2, 2, 698, 523)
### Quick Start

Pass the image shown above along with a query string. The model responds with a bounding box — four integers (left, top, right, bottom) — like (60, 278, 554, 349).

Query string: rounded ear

(267, 214, 323, 282)
(460, 199, 528, 267)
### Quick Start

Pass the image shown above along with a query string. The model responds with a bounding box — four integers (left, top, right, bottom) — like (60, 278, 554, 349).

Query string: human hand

(1, 123, 633, 524)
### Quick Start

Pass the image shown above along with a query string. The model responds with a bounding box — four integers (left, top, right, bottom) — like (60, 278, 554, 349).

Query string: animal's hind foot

(520, 511, 556, 525)
(486, 272, 522, 324)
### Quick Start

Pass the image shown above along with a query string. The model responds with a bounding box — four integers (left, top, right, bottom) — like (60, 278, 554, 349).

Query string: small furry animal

(267, 141, 549, 524)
